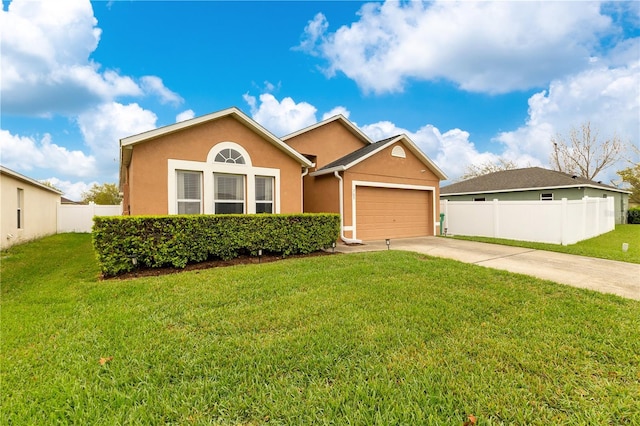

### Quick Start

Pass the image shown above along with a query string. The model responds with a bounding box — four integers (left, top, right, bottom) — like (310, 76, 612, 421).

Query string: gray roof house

(440, 167, 631, 224)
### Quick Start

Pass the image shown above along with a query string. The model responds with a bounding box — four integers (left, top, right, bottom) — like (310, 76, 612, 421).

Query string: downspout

(334, 171, 362, 245)
(300, 166, 311, 212)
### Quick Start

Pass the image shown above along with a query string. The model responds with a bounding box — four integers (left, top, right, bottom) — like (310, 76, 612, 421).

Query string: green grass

(452, 224, 640, 264)
(2, 234, 639, 425)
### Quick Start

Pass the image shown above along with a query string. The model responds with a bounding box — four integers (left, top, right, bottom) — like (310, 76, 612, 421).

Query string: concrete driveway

(334, 237, 640, 301)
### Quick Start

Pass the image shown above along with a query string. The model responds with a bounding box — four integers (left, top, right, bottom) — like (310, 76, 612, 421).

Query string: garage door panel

(355, 186, 431, 240)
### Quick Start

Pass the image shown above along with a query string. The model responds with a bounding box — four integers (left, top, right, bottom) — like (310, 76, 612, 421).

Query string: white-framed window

(214, 173, 245, 214)
(176, 170, 202, 214)
(167, 142, 281, 215)
(17, 188, 24, 229)
(255, 176, 273, 213)
(540, 193, 554, 201)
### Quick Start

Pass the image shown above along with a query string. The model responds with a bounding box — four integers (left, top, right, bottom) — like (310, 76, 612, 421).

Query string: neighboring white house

(1, 166, 62, 250)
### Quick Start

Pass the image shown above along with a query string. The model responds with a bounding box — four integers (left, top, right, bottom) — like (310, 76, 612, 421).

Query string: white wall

(1, 172, 61, 250)
(57, 203, 122, 233)
(440, 197, 615, 245)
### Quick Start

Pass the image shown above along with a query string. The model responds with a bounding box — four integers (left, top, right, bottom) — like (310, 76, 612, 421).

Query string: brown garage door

(355, 186, 431, 240)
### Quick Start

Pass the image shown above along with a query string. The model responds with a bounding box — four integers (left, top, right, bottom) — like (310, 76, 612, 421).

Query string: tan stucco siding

(1, 173, 60, 249)
(126, 116, 303, 215)
(342, 143, 440, 231)
(285, 120, 368, 168)
(121, 163, 131, 215)
(302, 174, 340, 214)
(301, 141, 442, 240)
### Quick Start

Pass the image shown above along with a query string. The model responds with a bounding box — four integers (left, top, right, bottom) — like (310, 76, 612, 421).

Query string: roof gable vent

(391, 146, 406, 158)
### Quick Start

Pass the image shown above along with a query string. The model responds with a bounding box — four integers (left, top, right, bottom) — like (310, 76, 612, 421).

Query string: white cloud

(358, 58, 639, 182)
(0, 129, 97, 178)
(140, 76, 183, 105)
(1, 0, 99, 70)
(0, 0, 178, 115)
(302, 1, 614, 94)
(45, 177, 98, 201)
(176, 109, 196, 123)
(322, 106, 351, 120)
(296, 12, 329, 54)
(359, 120, 536, 181)
(243, 93, 318, 136)
(0, 101, 157, 196)
(76, 102, 158, 176)
(495, 58, 640, 183)
(240, 92, 535, 180)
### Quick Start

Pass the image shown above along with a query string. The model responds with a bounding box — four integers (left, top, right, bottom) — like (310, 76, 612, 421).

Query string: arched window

(169, 141, 279, 215)
(215, 148, 246, 164)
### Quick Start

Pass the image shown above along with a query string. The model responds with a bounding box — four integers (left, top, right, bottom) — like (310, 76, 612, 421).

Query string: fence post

(561, 198, 569, 245)
(492, 199, 500, 238)
(581, 196, 588, 241)
(608, 196, 614, 231)
(442, 200, 448, 233)
(596, 197, 601, 237)
(56, 201, 61, 235)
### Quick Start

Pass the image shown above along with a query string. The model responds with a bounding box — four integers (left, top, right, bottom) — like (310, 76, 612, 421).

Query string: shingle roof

(311, 134, 447, 180)
(318, 136, 399, 171)
(440, 167, 628, 195)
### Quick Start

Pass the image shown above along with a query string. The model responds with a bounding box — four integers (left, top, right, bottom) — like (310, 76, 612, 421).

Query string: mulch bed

(108, 250, 337, 280)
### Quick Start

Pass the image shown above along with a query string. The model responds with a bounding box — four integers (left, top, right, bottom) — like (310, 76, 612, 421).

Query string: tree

(550, 121, 624, 180)
(81, 183, 122, 205)
(617, 144, 640, 204)
(40, 180, 62, 192)
(459, 157, 519, 180)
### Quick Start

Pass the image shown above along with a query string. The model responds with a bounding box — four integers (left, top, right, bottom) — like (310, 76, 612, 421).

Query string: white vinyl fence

(440, 197, 614, 245)
(57, 202, 122, 233)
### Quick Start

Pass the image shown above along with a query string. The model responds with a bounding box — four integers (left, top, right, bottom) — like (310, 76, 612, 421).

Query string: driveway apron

(334, 237, 640, 301)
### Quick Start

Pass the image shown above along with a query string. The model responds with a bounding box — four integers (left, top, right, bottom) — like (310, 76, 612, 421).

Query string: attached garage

(296, 126, 447, 244)
(354, 184, 433, 240)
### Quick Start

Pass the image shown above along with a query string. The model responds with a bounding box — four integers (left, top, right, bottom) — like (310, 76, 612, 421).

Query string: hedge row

(92, 214, 340, 277)
(629, 207, 640, 224)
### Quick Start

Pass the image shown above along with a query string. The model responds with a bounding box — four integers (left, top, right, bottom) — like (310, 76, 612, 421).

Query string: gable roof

(310, 134, 447, 180)
(0, 165, 63, 195)
(120, 107, 313, 168)
(441, 167, 630, 195)
(282, 114, 373, 146)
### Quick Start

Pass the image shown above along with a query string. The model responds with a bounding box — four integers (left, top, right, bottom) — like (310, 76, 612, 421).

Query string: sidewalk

(334, 237, 640, 301)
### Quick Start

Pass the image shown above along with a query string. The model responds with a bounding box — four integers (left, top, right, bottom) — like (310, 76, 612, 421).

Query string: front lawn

(2, 234, 639, 424)
(452, 224, 640, 264)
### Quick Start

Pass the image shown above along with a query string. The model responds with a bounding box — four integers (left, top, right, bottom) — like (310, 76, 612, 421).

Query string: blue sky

(1, 0, 639, 200)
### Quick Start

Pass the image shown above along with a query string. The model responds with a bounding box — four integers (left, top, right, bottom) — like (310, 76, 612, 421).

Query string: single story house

(1, 165, 63, 250)
(440, 167, 630, 224)
(119, 107, 447, 242)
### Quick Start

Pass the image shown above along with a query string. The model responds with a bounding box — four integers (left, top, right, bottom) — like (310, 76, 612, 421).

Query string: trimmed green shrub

(92, 214, 341, 277)
(628, 207, 640, 224)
